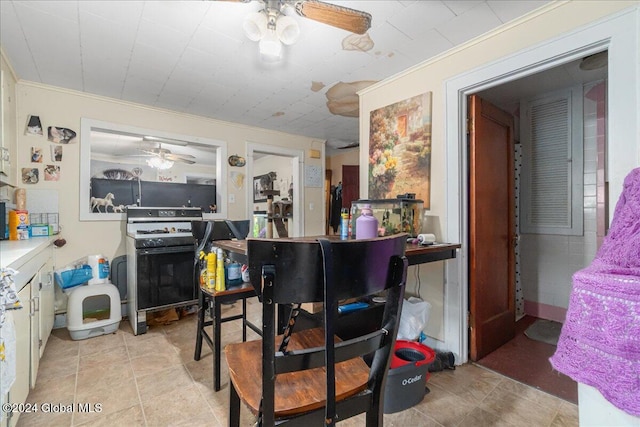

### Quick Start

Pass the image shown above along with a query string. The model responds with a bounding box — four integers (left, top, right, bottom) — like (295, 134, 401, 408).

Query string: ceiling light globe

(147, 157, 174, 170)
(259, 29, 283, 60)
(276, 15, 300, 45)
(243, 11, 267, 42)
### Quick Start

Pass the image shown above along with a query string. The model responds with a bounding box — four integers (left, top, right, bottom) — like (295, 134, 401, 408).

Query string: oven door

(135, 244, 196, 310)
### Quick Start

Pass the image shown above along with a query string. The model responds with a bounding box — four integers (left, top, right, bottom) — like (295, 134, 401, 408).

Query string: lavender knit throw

(550, 167, 640, 416)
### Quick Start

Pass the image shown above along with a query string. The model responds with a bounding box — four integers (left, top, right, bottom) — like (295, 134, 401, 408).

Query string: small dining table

(215, 236, 461, 266)
(199, 235, 460, 391)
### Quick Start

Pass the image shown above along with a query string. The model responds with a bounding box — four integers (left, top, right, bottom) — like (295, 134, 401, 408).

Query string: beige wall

(12, 82, 324, 267)
(359, 1, 639, 343)
(326, 149, 358, 186)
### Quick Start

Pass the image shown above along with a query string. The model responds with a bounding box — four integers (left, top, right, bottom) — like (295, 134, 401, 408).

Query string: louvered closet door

(520, 87, 583, 236)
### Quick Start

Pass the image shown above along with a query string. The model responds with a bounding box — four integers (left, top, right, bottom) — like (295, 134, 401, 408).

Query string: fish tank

(349, 198, 424, 238)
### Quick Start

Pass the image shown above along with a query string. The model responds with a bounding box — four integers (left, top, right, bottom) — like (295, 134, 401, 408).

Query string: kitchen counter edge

(0, 237, 55, 270)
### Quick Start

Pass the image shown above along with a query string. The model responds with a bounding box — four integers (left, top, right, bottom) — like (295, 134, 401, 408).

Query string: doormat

(524, 319, 562, 346)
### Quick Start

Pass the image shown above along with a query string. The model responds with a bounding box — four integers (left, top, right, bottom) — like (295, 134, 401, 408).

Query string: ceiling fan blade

(338, 143, 359, 149)
(164, 154, 196, 164)
(138, 148, 161, 156)
(165, 152, 196, 160)
(295, 0, 371, 35)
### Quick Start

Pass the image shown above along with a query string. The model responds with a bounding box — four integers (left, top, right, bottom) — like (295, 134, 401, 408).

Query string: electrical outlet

(229, 194, 235, 203)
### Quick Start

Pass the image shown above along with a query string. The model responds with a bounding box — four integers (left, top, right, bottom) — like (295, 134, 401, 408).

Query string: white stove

(125, 207, 202, 335)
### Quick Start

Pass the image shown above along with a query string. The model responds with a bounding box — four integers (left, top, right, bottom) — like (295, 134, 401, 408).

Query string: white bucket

(87, 254, 109, 285)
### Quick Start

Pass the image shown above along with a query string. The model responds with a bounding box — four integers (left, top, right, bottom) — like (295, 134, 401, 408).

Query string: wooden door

(468, 94, 516, 361)
(341, 165, 359, 210)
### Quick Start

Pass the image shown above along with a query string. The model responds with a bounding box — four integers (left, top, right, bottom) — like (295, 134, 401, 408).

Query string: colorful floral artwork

(368, 92, 432, 208)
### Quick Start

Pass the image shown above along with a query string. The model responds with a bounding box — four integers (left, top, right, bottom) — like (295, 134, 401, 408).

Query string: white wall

(11, 82, 324, 268)
(326, 149, 358, 186)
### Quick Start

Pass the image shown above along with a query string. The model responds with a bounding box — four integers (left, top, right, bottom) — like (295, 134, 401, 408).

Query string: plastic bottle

(227, 262, 242, 286)
(340, 209, 349, 239)
(206, 252, 216, 289)
(216, 248, 226, 292)
(355, 204, 379, 240)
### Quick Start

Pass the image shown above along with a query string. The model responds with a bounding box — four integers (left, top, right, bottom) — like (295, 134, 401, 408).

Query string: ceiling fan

(135, 142, 196, 170)
(219, 0, 371, 34)
(216, 0, 372, 59)
(138, 145, 196, 165)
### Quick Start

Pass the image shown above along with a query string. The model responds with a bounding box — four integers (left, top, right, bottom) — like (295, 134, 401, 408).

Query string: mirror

(80, 118, 227, 221)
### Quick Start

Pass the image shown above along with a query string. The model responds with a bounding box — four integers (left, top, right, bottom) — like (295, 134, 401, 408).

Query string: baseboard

(523, 300, 567, 323)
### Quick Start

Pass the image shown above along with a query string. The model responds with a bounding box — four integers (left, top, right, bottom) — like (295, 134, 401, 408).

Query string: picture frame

(253, 173, 274, 203)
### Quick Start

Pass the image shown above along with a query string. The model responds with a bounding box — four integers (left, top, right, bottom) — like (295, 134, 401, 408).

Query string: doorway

(245, 143, 304, 237)
(466, 57, 608, 402)
(443, 9, 639, 368)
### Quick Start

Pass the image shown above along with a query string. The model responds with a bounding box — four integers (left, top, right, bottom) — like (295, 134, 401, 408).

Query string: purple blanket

(550, 168, 640, 416)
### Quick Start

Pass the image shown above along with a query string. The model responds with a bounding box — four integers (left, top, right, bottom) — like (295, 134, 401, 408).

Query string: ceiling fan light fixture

(259, 29, 282, 60)
(276, 15, 300, 45)
(147, 157, 174, 170)
(243, 11, 267, 42)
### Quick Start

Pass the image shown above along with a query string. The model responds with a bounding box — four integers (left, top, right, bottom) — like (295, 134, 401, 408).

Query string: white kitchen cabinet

(37, 258, 55, 357)
(0, 66, 17, 187)
(29, 257, 54, 388)
(7, 284, 33, 427)
(0, 240, 54, 427)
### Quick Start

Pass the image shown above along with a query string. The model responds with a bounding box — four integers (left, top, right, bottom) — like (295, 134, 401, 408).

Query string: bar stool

(192, 220, 260, 391)
(194, 283, 260, 391)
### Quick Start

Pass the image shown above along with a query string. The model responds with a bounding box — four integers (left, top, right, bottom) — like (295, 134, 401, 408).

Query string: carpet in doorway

(524, 319, 562, 346)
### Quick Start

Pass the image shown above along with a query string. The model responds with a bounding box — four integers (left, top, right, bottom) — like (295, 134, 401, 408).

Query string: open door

(468, 94, 516, 361)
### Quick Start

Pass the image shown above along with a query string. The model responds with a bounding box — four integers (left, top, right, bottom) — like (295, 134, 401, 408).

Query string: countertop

(0, 237, 54, 270)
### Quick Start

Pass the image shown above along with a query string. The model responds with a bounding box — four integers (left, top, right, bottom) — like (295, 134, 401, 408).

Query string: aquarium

(349, 198, 424, 238)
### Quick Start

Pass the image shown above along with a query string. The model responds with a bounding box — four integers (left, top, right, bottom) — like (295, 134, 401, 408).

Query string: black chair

(225, 234, 408, 426)
(193, 220, 260, 391)
(225, 219, 250, 240)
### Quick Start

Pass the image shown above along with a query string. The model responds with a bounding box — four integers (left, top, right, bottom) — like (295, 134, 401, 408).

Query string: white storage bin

(66, 283, 121, 340)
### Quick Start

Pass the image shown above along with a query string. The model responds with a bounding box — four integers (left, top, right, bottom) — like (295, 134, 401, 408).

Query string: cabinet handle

(30, 296, 40, 316)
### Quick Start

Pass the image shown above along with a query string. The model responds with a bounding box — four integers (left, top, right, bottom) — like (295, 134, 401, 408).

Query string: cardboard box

(301, 298, 360, 315)
(301, 302, 323, 314)
(30, 224, 51, 236)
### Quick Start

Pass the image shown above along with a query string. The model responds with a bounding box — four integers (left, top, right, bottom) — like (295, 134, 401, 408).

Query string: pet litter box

(66, 283, 121, 340)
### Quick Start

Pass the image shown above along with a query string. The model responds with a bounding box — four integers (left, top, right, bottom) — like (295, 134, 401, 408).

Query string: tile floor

(16, 300, 578, 426)
(476, 316, 578, 404)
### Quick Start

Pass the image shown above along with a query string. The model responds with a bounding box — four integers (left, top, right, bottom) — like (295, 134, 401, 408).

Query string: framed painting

(368, 92, 432, 208)
(253, 173, 274, 203)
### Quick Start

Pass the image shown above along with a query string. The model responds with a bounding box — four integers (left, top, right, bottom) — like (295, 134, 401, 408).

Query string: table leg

(214, 296, 222, 392)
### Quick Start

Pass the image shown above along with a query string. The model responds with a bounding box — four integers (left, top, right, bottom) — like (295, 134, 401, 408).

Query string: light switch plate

(304, 165, 322, 188)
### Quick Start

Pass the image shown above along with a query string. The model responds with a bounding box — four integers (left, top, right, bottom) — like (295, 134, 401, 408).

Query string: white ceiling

(0, 0, 552, 152)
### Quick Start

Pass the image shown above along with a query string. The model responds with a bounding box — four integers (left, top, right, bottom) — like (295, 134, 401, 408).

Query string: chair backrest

(247, 234, 408, 425)
(225, 219, 250, 240)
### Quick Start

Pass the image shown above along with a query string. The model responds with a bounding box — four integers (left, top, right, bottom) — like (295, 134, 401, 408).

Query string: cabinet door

(38, 257, 55, 357)
(29, 282, 39, 390)
(7, 284, 31, 427)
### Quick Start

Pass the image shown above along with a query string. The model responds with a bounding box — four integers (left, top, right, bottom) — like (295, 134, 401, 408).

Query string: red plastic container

(384, 340, 437, 413)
